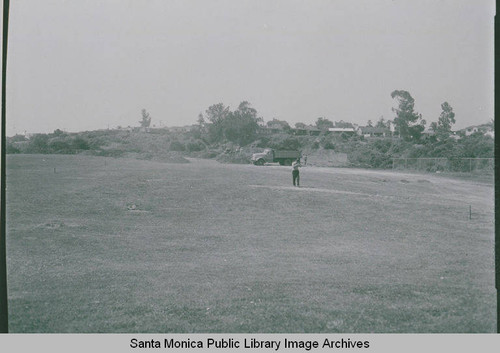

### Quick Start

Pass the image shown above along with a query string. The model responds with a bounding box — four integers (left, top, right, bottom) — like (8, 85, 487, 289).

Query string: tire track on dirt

(249, 185, 394, 199)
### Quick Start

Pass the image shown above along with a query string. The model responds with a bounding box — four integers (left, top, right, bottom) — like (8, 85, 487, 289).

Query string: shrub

(26, 134, 50, 153)
(9, 134, 27, 142)
(270, 137, 301, 150)
(320, 136, 336, 150)
(169, 140, 186, 151)
(6, 143, 21, 154)
(255, 137, 270, 148)
(200, 150, 219, 159)
(186, 140, 205, 152)
(72, 137, 90, 150)
(49, 139, 74, 154)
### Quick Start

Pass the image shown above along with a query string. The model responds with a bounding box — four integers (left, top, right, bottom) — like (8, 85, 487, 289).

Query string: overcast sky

(5, 0, 495, 135)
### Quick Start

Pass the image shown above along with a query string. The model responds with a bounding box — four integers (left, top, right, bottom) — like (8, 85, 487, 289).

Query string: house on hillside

(421, 129, 436, 140)
(359, 126, 391, 138)
(260, 126, 280, 134)
(261, 125, 287, 134)
(327, 127, 357, 136)
(292, 126, 321, 136)
(168, 125, 193, 133)
(464, 127, 479, 136)
(116, 126, 134, 132)
(463, 123, 493, 137)
(266, 121, 286, 130)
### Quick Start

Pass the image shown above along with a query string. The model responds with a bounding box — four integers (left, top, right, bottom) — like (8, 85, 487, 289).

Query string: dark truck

(251, 148, 301, 166)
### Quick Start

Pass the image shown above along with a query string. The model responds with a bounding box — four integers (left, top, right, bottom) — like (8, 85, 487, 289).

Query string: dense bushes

(459, 132, 494, 158)
(344, 134, 493, 169)
(169, 140, 186, 151)
(6, 126, 493, 170)
(12, 133, 92, 155)
(185, 140, 206, 152)
(347, 141, 393, 168)
(25, 134, 50, 153)
(269, 137, 302, 151)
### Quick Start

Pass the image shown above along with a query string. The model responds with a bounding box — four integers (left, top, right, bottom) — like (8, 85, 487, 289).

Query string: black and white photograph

(1, 0, 496, 336)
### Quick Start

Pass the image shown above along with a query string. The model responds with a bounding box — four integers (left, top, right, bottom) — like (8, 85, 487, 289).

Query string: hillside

(6, 123, 494, 172)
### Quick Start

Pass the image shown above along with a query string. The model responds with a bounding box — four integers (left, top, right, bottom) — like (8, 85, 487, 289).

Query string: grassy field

(5, 154, 495, 333)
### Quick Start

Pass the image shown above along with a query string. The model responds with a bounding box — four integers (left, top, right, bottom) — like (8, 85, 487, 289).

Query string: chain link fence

(392, 157, 494, 173)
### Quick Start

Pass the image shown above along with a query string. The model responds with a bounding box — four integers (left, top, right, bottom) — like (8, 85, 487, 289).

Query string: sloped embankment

(305, 149, 348, 167)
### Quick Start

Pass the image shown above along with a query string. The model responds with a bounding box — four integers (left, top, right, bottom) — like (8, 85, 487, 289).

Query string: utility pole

(1, 0, 11, 333)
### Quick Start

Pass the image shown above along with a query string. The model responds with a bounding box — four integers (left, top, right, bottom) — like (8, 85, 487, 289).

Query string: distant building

(261, 125, 287, 134)
(168, 125, 193, 133)
(266, 122, 287, 131)
(328, 127, 357, 136)
(292, 126, 321, 136)
(359, 126, 391, 138)
(465, 127, 479, 136)
(421, 129, 436, 140)
(462, 123, 493, 137)
(116, 126, 134, 132)
(484, 130, 494, 138)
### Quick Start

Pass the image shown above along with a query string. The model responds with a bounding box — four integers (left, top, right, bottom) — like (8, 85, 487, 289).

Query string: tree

(205, 103, 230, 142)
(223, 101, 260, 145)
(391, 90, 426, 140)
(315, 117, 334, 130)
(375, 116, 388, 128)
(366, 120, 373, 127)
(72, 137, 90, 150)
(430, 102, 455, 138)
(334, 120, 353, 128)
(235, 101, 258, 123)
(295, 122, 307, 129)
(52, 129, 65, 137)
(204, 101, 260, 145)
(26, 134, 49, 153)
(205, 103, 230, 124)
(267, 118, 291, 132)
(9, 134, 27, 142)
(190, 113, 206, 140)
(197, 113, 205, 126)
(139, 109, 152, 128)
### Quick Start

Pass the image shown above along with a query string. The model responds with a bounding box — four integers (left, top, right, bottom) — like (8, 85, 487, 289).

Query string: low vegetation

(7, 94, 494, 170)
(7, 126, 493, 171)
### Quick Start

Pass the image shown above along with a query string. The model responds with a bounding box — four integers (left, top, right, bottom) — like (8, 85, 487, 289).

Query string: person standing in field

(292, 158, 301, 187)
